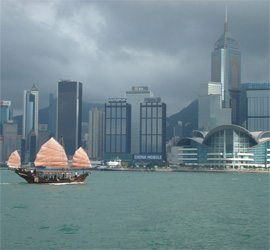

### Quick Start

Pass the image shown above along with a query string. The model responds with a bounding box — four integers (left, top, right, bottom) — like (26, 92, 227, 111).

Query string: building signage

(39, 124, 48, 131)
(134, 154, 163, 161)
(0, 101, 11, 106)
(248, 83, 270, 89)
(144, 97, 161, 103)
(108, 98, 126, 103)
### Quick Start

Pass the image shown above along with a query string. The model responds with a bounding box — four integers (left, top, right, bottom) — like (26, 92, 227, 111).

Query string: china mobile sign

(134, 154, 163, 161)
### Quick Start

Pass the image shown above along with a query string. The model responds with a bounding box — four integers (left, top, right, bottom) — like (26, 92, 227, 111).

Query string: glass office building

(247, 85, 270, 132)
(23, 85, 39, 140)
(104, 99, 131, 160)
(57, 80, 82, 156)
(140, 98, 166, 161)
(211, 20, 241, 125)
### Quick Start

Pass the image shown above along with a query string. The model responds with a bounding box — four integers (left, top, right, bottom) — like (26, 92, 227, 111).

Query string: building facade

(211, 19, 241, 125)
(48, 93, 56, 137)
(23, 85, 39, 140)
(57, 80, 82, 156)
(0, 101, 12, 135)
(126, 86, 153, 154)
(88, 107, 105, 160)
(170, 125, 270, 168)
(3, 120, 18, 162)
(139, 98, 166, 161)
(246, 83, 270, 132)
(104, 99, 131, 161)
(198, 82, 231, 131)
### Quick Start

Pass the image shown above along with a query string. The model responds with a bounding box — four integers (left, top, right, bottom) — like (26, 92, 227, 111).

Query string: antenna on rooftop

(225, 4, 228, 23)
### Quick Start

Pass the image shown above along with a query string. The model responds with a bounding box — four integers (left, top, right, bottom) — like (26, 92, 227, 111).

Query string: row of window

(105, 135, 127, 153)
(106, 107, 127, 119)
(141, 106, 163, 118)
(141, 135, 162, 154)
(248, 118, 270, 132)
(248, 97, 270, 116)
(106, 119, 127, 135)
(141, 118, 163, 135)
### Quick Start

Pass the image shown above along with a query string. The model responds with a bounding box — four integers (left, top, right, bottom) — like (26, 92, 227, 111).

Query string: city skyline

(1, 1, 269, 116)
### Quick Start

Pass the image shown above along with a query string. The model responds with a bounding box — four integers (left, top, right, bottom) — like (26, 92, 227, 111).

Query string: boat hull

(15, 169, 90, 184)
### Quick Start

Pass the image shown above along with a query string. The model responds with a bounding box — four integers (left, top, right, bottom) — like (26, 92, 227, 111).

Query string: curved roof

(192, 130, 208, 139)
(203, 124, 258, 145)
(177, 137, 204, 147)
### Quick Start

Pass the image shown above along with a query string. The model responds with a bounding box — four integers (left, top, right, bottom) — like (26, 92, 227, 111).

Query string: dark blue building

(57, 80, 82, 156)
(104, 99, 131, 161)
(139, 98, 166, 161)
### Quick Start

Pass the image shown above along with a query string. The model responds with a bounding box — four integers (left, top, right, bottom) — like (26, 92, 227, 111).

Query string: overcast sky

(1, 0, 269, 116)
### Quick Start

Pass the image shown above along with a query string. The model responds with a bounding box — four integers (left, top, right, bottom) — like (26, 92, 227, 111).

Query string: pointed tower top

(224, 4, 228, 32)
(225, 4, 227, 23)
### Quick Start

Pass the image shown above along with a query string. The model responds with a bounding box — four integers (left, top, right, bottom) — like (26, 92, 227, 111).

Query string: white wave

(48, 182, 85, 186)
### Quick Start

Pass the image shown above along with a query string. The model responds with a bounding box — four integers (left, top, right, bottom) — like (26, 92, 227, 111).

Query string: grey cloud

(1, 0, 269, 116)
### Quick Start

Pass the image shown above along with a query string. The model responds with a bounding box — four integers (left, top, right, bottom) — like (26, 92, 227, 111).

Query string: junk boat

(7, 138, 91, 184)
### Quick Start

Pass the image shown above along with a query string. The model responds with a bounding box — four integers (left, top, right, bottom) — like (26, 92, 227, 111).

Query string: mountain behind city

(14, 100, 198, 140)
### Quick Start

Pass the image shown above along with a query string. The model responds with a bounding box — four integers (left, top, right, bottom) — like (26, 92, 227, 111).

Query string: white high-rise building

(88, 107, 105, 160)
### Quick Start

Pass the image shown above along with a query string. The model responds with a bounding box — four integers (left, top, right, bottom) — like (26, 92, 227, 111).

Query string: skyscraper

(140, 98, 167, 161)
(23, 85, 39, 139)
(0, 101, 12, 135)
(104, 99, 131, 161)
(57, 80, 82, 156)
(88, 107, 105, 160)
(126, 86, 153, 154)
(211, 11, 241, 125)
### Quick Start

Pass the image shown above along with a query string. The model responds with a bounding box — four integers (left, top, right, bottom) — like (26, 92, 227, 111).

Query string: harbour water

(1, 170, 269, 249)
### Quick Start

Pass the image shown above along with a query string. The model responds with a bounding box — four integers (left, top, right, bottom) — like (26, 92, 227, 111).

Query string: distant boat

(8, 138, 91, 184)
(107, 157, 121, 168)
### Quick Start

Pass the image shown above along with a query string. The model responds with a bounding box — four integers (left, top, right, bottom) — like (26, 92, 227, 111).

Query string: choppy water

(1, 170, 269, 250)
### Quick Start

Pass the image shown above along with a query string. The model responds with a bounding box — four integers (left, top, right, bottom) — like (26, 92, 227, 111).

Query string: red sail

(72, 147, 92, 168)
(8, 150, 21, 168)
(34, 137, 69, 168)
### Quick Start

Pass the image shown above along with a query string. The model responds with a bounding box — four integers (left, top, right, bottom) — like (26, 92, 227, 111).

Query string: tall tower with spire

(211, 8, 241, 125)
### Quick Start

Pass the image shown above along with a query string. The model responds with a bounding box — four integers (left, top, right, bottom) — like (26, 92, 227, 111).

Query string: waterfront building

(57, 80, 82, 156)
(23, 85, 39, 140)
(246, 83, 270, 132)
(2, 120, 18, 162)
(104, 99, 131, 161)
(126, 86, 153, 154)
(139, 98, 166, 161)
(198, 82, 231, 131)
(0, 101, 12, 135)
(88, 107, 105, 160)
(170, 125, 270, 168)
(211, 14, 241, 125)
